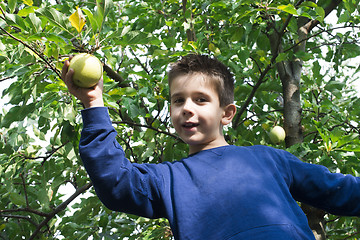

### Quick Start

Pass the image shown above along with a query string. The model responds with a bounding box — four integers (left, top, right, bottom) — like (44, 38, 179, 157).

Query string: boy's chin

(182, 137, 203, 146)
(181, 134, 214, 146)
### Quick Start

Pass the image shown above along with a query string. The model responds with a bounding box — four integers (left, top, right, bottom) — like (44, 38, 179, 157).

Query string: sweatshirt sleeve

(287, 152, 360, 216)
(79, 107, 166, 218)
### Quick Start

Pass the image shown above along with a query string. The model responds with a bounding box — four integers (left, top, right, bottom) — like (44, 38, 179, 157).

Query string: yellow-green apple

(269, 126, 286, 144)
(68, 53, 103, 88)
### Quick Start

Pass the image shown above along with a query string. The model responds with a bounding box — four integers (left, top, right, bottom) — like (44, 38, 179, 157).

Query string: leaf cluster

(0, 0, 360, 239)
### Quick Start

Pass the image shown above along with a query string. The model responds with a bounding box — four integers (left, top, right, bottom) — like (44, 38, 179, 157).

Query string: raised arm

(61, 60, 168, 219)
(79, 107, 166, 218)
(287, 155, 360, 216)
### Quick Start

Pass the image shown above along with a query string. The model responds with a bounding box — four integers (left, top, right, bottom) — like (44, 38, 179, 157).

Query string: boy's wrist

(83, 98, 104, 108)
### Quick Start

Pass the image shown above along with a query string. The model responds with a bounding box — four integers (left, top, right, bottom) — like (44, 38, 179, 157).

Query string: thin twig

(0, 208, 50, 218)
(113, 120, 180, 140)
(150, 99, 162, 125)
(0, 214, 37, 226)
(0, 76, 13, 82)
(342, 231, 360, 240)
(129, 48, 150, 75)
(17, 141, 69, 166)
(20, 174, 29, 208)
(117, 135, 139, 163)
(0, 5, 5, 18)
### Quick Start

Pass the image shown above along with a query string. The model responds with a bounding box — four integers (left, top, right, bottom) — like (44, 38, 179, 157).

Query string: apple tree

(0, 0, 360, 239)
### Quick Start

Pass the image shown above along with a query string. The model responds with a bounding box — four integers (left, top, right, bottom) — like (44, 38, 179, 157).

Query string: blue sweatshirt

(79, 107, 360, 240)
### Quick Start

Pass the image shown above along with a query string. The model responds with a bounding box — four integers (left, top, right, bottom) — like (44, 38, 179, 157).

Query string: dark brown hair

(168, 54, 234, 106)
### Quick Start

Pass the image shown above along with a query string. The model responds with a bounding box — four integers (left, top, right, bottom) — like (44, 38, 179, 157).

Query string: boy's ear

(221, 104, 237, 125)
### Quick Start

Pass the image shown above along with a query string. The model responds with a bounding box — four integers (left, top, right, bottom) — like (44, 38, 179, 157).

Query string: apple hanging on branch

(269, 126, 286, 144)
(68, 53, 103, 88)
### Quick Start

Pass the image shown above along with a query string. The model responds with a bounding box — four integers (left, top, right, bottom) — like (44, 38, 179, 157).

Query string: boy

(62, 54, 360, 240)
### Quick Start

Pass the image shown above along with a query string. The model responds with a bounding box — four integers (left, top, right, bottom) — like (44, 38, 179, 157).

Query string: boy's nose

(182, 99, 194, 116)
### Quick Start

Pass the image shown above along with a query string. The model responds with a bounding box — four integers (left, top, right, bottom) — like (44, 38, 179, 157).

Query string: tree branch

(284, 26, 360, 53)
(182, 0, 196, 41)
(300, 0, 342, 34)
(233, 56, 278, 128)
(233, 1, 300, 128)
(0, 26, 61, 79)
(28, 182, 93, 240)
(1, 183, 93, 239)
(103, 63, 130, 88)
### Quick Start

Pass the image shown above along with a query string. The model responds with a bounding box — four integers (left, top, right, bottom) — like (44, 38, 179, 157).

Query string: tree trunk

(278, 60, 303, 146)
(269, 16, 327, 240)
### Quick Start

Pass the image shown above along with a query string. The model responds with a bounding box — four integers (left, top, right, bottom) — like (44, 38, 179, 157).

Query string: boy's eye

(173, 98, 184, 104)
(196, 97, 207, 103)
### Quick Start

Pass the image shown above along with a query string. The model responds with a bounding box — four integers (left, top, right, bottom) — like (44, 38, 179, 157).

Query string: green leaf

(63, 104, 77, 123)
(10, 192, 26, 206)
(38, 188, 50, 209)
(94, 0, 113, 32)
(277, 4, 298, 15)
(120, 31, 160, 45)
(338, 12, 350, 23)
(256, 34, 269, 51)
(22, 0, 33, 6)
(294, 51, 313, 61)
(342, 44, 360, 59)
(96, 0, 113, 19)
(28, 33, 66, 44)
(109, 87, 137, 97)
(8, 0, 17, 14)
(5, 14, 27, 31)
(83, 8, 99, 33)
(315, 6, 325, 21)
(36, 7, 72, 35)
(25, 12, 42, 33)
(1, 103, 36, 128)
(325, 80, 345, 92)
(18, 6, 37, 17)
(60, 121, 76, 143)
(230, 27, 245, 42)
(299, 2, 317, 8)
(0, 224, 6, 231)
(343, 0, 356, 13)
(275, 52, 288, 63)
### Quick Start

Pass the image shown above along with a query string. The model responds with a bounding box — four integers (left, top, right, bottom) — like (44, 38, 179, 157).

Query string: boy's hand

(61, 57, 104, 108)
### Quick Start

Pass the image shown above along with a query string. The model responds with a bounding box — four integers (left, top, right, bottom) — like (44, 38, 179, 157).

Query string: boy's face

(170, 73, 235, 154)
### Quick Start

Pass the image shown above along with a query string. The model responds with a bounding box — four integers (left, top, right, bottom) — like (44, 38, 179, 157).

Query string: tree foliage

(1, 0, 360, 239)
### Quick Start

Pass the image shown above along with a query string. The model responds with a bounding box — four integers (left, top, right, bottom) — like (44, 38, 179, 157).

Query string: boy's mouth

(182, 122, 199, 129)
